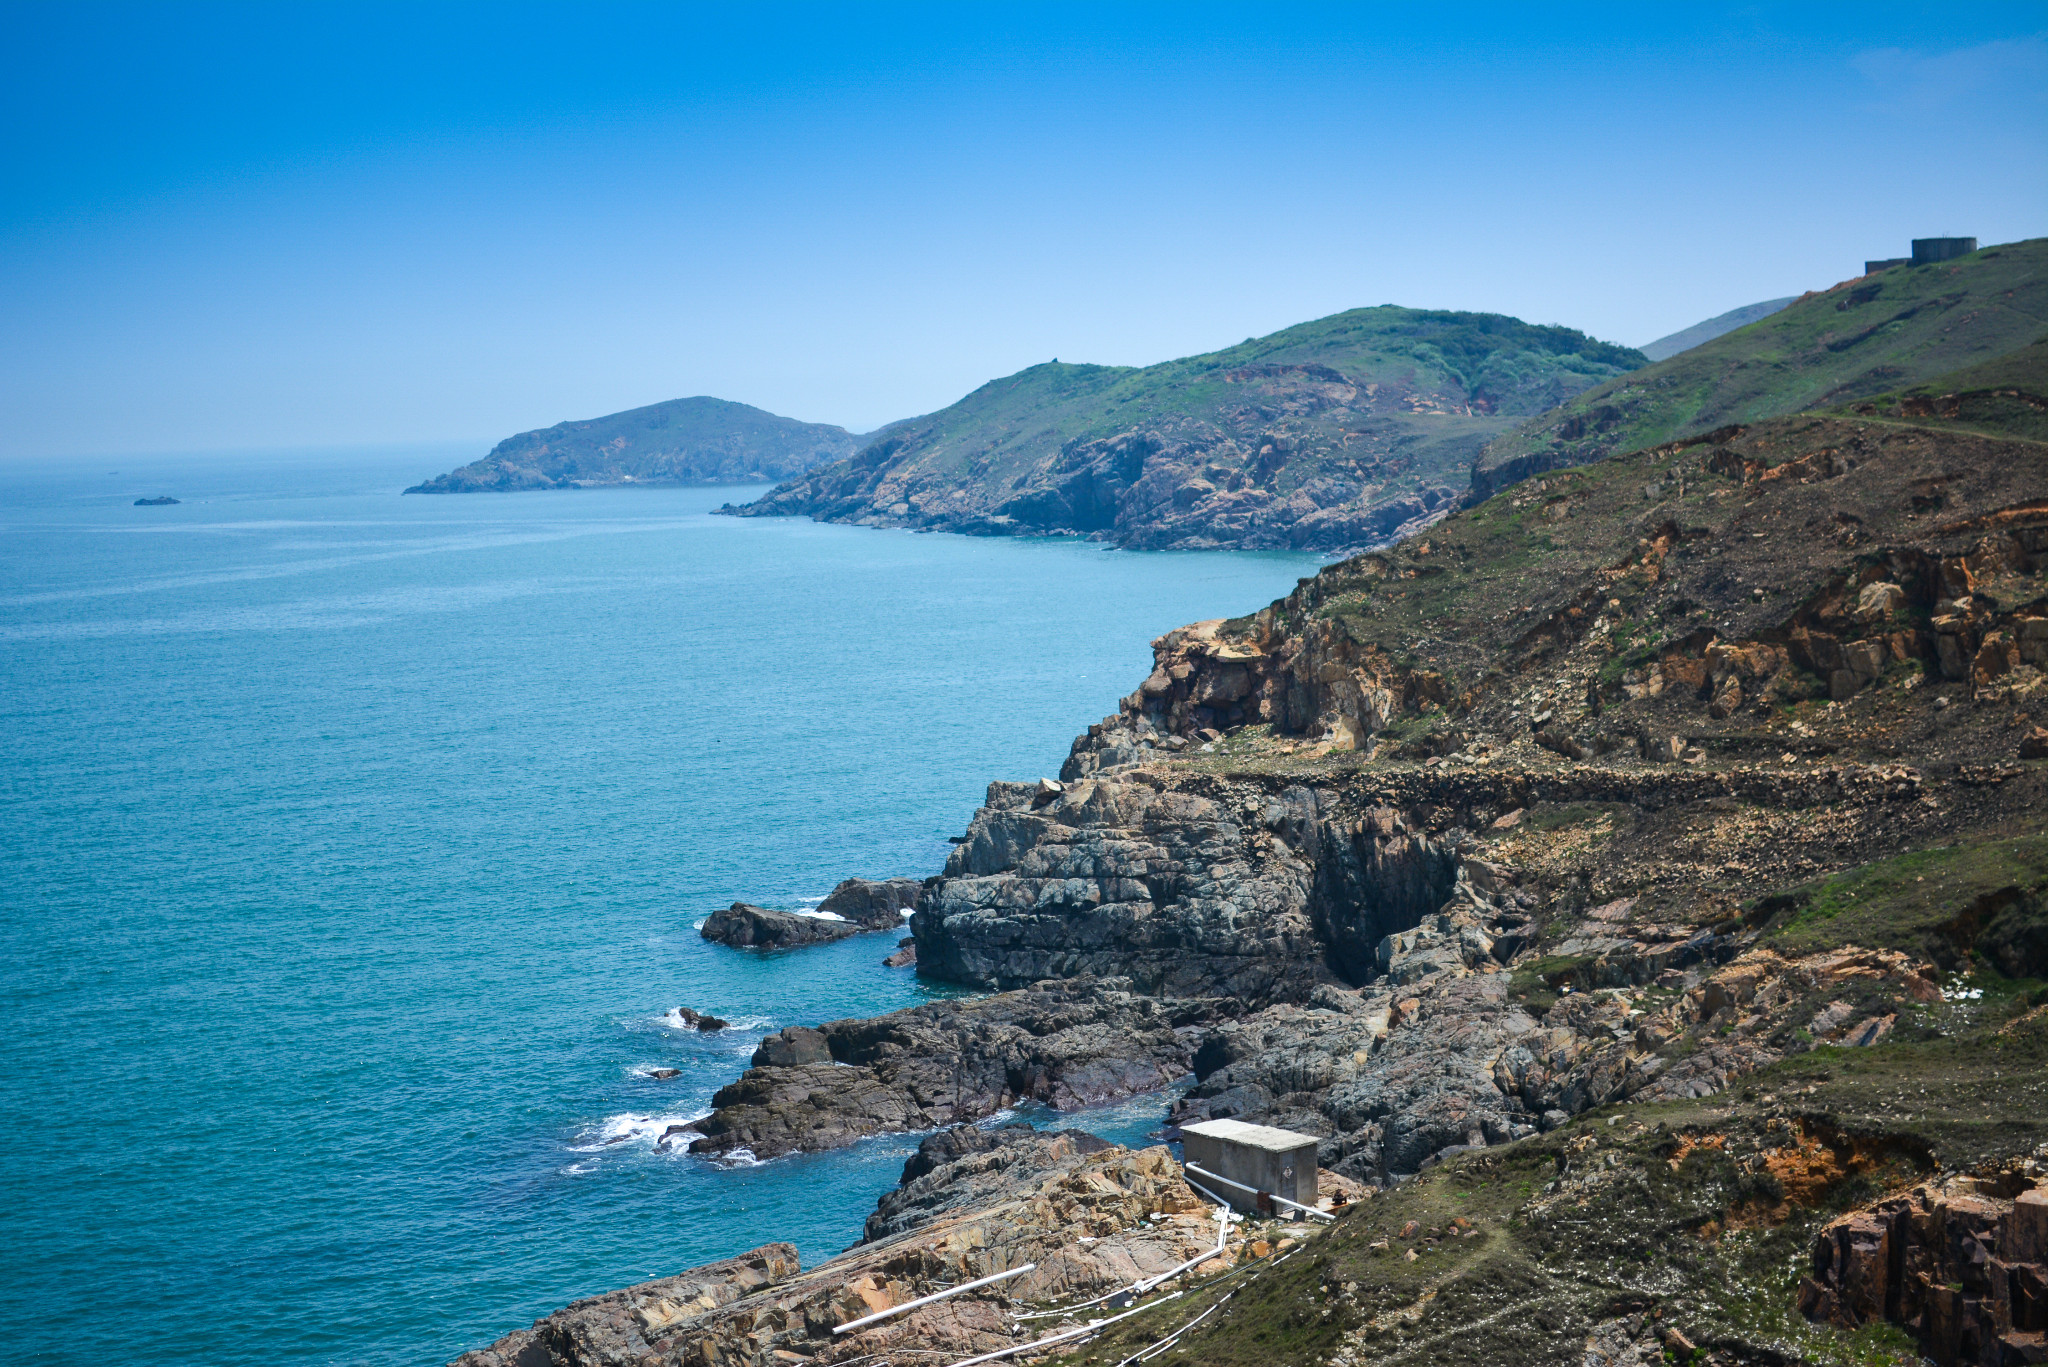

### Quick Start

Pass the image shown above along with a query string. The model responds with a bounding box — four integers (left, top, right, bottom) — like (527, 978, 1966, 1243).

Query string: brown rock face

(1800, 1175, 2048, 1365)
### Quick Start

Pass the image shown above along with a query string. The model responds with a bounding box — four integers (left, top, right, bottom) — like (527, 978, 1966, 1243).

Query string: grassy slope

(1265, 413, 2045, 706)
(1474, 238, 2048, 496)
(1832, 336, 2048, 444)
(405, 395, 859, 492)
(747, 308, 1643, 521)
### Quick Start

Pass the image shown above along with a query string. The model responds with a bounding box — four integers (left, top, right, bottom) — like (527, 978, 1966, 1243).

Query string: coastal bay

(0, 447, 1320, 1367)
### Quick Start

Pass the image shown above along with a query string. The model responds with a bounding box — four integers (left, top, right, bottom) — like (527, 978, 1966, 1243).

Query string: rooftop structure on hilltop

(1867, 237, 1977, 274)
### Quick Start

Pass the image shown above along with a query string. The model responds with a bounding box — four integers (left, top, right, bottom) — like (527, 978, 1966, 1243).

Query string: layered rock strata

(912, 776, 1457, 999)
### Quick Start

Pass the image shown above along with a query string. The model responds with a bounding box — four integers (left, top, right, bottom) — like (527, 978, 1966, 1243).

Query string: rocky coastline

(455, 405, 2048, 1366)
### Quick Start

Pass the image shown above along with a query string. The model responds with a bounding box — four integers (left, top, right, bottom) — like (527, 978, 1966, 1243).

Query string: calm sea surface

(0, 445, 1321, 1366)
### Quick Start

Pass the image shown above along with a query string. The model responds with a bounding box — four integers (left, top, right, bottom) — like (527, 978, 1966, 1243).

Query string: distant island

(403, 395, 865, 493)
(133, 496, 179, 506)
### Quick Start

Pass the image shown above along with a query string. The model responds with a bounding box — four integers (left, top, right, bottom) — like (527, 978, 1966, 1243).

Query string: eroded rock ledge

(687, 979, 1230, 1160)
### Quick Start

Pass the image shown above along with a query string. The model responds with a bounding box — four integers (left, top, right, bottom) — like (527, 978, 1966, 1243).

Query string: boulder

(669, 1006, 728, 1031)
(700, 902, 858, 949)
(815, 877, 924, 931)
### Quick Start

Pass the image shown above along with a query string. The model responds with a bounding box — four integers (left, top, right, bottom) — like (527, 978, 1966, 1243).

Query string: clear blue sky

(3, 2, 2043, 458)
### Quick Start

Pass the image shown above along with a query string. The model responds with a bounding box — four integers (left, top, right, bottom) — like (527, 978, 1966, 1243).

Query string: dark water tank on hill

(1912, 237, 1977, 265)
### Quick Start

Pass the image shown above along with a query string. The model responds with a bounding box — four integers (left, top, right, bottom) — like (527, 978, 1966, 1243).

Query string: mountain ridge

(1638, 294, 1797, 361)
(726, 305, 1645, 552)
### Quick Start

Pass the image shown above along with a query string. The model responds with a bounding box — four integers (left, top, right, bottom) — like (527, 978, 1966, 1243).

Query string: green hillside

(1472, 237, 2048, 499)
(1832, 335, 2048, 444)
(405, 396, 860, 493)
(732, 307, 1643, 551)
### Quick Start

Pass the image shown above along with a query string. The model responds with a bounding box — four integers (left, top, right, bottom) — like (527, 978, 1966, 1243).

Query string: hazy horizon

(4, 3, 2044, 460)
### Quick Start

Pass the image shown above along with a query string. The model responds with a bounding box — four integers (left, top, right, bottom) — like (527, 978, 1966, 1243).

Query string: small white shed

(1179, 1118, 1319, 1215)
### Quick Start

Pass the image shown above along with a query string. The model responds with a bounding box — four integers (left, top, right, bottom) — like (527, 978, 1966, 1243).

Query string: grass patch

(1750, 833, 2048, 970)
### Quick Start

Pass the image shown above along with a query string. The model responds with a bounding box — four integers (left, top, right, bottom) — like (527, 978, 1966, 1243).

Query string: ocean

(0, 445, 1322, 1366)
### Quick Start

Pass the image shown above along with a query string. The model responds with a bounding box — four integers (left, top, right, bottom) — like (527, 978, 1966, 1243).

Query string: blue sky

(3, 2, 2044, 458)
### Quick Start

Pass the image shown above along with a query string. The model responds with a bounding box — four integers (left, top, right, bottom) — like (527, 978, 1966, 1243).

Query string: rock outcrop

(698, 902, 859, 949)
(1801, 1170, 2048, 1365)
(456, 1139, 1237, 1367)
(862, 1122, 1115, 1243)
(912, 776, 1457, 1001)
(688, 979, 1229, 1160)
(815, 876, 923, 931)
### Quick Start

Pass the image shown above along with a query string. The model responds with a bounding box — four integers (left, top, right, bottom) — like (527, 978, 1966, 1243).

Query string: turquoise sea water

(0, 446, 1321, 1366)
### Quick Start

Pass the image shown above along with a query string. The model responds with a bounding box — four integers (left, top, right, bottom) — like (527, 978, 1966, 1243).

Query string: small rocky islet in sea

(133, 495, 179, 505)
(458, 246, 2048, 1367)
(697, 878, 921, 950)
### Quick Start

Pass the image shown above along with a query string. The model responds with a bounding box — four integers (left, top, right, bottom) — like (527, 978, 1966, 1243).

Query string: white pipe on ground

(940, 1292, 1183, 1367)
(1131, 1201, 1232, 1294)
(832, 1262, 1037, 1334)
(1182, 1161, 1334, 1220)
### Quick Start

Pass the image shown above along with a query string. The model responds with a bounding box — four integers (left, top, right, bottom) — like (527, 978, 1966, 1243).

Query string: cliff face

(404, 395, 860, 493)
(726, 307, 1642, 551)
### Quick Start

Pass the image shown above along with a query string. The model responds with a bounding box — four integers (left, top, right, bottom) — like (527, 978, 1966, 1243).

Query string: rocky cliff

(725, 307, 1641, 551)
(454, 390, 2048, 1366)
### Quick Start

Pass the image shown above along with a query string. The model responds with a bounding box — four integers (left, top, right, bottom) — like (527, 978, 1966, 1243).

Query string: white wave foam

(570, 1109, 712, 1154)
(712, 1146, 763, 1168)
(658, 1009, 775, 1032)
